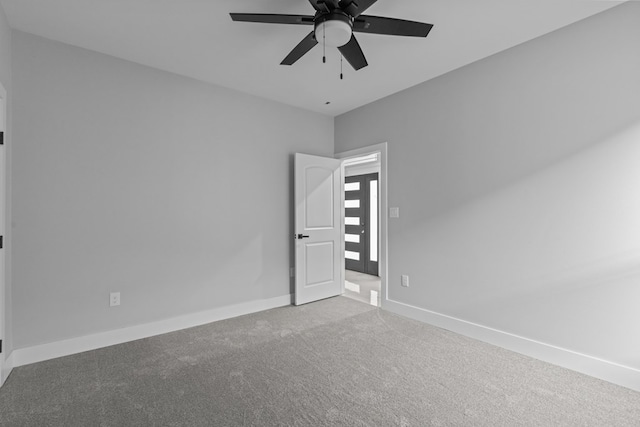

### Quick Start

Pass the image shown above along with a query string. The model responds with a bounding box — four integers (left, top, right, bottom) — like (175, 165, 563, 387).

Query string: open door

(294, 153, 342, 305)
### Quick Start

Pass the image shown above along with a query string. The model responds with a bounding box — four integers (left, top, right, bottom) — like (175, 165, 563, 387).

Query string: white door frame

(0, 81, 7, 386)
(335, 142, 388, 308)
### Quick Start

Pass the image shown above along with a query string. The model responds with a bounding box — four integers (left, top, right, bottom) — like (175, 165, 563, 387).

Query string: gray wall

(0, 5, 9, 85)
(0, 9, 11, 85)
(12, 31, 333, 348)
(0, 3, 12, 357)
(335, 3, 640, 369)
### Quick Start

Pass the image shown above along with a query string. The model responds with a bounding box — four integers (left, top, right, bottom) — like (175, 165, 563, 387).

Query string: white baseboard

(12, 294, 292, 368)
(1, 352, 14, 387)
(384, 298, 640, 392)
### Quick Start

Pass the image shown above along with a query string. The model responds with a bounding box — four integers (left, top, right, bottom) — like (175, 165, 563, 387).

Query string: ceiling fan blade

(353, 15, 433, 37)
(338, 35, 368, 70)
(281, 31, 319, 66)
(338, 0, 358, 16)
(308, 0, 338, 12)
(350, 0, 378, 17)
(230, 13, 314, 25)
(308, 0, 322, 11)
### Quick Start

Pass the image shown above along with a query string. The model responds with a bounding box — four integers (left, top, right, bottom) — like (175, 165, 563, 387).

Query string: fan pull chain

(340, 54, 343, 80)
(322, 22, 326, 64)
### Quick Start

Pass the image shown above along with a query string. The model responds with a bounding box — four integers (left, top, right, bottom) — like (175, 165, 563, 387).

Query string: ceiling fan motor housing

(314, 11, 353, 47)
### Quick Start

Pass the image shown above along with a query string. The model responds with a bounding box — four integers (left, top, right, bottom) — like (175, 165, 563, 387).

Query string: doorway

(292, 143, 387, 309)
(336, 144, 387, 308)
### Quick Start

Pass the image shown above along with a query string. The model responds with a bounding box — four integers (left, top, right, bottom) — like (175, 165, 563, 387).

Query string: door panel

(344, 175, 365, 272)
(366, 176, 379, 274)
(294, 153, 342, 305)
(305, 167, 335, 228)
(305, 242, 335, 286)
(344, 173, 378, 276)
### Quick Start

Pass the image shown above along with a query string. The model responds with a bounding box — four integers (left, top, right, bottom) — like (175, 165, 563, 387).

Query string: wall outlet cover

(110, 292, 121, 307)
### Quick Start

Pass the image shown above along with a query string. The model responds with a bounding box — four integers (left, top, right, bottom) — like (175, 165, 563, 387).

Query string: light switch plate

(390, 207, 400, 218)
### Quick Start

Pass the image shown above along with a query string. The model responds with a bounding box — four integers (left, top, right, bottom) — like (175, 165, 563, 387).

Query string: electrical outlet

(110, 292, 120, 307)
(401, 275, 409, 287)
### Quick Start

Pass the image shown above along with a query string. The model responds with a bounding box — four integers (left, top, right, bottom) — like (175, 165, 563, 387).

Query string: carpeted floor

(1, 296, 639, 426)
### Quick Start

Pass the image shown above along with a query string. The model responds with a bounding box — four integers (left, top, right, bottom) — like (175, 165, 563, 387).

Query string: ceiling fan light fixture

(231, 2, 434, 71)
(315, 14, 352, 48)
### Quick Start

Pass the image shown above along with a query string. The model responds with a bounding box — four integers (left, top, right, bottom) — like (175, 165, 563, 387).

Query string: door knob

(296, 234, 310, 239)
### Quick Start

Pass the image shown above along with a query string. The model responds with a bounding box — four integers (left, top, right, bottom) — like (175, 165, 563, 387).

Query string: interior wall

(0, 2, 12, 358)
(0, 5, 9, 86)
(11, 31, 334, 349)
(335, 3, 640, 370)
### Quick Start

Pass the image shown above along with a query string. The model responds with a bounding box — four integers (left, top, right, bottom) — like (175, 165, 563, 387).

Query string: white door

(294, 153, 342, 305)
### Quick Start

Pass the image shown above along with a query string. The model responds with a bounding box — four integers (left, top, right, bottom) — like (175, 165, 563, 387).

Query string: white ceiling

(0, 0, 624, 116)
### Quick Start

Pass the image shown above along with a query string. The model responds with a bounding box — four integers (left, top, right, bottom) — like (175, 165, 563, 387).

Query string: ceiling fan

(230, 0, 433, 71)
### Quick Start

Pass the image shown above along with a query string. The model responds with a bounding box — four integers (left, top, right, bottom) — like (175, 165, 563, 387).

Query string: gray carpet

(1, 296, 639, 426)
